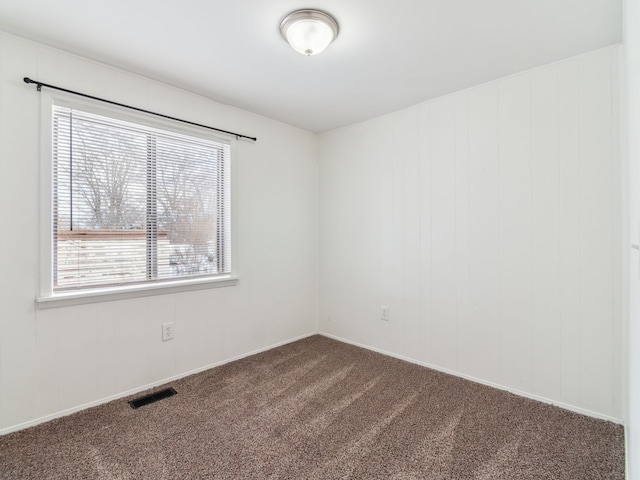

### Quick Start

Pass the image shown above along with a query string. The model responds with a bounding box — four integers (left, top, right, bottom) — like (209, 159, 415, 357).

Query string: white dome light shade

(280, 10, 339, 56)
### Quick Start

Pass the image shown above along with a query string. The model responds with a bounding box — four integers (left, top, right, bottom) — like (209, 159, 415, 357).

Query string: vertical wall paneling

(112, 298, 154, 394)
(145, 295, 178, 384)
(578, 49, 615, 415)
(319, 47, 622, 420)
(558, 59, 583, 408)
(35, 311, 60, 418)
(418, 103, 433, 364)
(402, 108, 422, 360)
(0, 31, 5, 429)
(319, 119, 388, 349)
(454, 94, 471, 375)
(467, 84, 502, 385)
(609, 49, 622, 421)
(317, 134, 339, 339)
(498, 74, 533, 392)
(357, 123, 381, 349)
(0, 34, 40, 428)
(57, 52, 103, 100)
(430, 97, 458, 371)
(96, 302, 118, 400)
(57, 305, 101, 411)
(392, 115, 406, 356)
(357, 122, 387, 350)
(530, 65, 562, 401)
(376, 117, 396, 352)
(174, 289, 224, 375)
(624, 0, 640, 472)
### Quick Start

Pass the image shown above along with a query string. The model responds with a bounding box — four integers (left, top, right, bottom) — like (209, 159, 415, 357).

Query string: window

(47, 103, 233, 296)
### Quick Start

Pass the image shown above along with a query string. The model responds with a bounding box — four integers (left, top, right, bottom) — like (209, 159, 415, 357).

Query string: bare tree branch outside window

(52, 106, 229, 290)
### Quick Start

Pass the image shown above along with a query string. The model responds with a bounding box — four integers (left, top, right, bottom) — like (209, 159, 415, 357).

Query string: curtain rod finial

(23, 77, 42, 91)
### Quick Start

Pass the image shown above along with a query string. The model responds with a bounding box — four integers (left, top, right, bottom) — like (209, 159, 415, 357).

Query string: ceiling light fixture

(280, 9, 339, 56)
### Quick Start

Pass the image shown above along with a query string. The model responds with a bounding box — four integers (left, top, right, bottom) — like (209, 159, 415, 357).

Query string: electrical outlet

(162, 322, 174, 341)
(381, 306, 390, 321)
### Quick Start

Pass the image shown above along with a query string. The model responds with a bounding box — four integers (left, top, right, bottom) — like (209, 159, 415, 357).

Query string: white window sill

(36, 275, 238, 309)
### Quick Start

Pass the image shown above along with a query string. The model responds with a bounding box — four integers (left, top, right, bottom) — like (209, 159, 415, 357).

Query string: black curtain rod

(23, 77, 257, 142)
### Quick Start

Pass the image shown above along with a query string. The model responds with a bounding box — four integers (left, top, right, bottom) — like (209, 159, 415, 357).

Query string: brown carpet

(0, 335, 625, 479)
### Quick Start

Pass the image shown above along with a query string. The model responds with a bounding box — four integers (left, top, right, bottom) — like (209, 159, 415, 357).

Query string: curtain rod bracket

(23, 77, 41, 91)
(22, 76, 257, 141)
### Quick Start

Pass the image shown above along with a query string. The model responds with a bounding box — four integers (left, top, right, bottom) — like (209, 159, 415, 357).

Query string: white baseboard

(0, 331, 318, 436)
(625, 425, 630, 480)
(3, 330, 621, 436)
(320, 332, 624, 425)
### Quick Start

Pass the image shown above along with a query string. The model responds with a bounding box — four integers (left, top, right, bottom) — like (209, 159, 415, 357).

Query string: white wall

(0, 29, 626, 438)
(0, 33, 318, 433)
(318, 46, 623, 421)
(624, 0, 640, 475)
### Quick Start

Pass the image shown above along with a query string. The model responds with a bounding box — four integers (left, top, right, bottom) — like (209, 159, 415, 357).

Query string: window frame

(37, 92, 238, 309)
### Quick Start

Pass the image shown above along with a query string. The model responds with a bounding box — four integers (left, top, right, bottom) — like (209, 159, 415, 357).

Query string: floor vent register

(129, 387, 177, 409)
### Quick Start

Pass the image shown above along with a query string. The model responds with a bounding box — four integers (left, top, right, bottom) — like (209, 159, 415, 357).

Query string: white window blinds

(52, 105, 231, 291)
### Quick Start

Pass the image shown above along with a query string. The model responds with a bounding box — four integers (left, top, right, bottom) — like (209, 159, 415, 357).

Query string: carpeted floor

(0, 335, 625, 479)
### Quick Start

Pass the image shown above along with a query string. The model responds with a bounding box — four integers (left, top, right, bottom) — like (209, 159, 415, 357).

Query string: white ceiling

(0, 0, 622, 133)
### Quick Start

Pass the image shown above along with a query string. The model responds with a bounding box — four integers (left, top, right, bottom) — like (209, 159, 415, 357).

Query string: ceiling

(0, 0, 622, 133)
